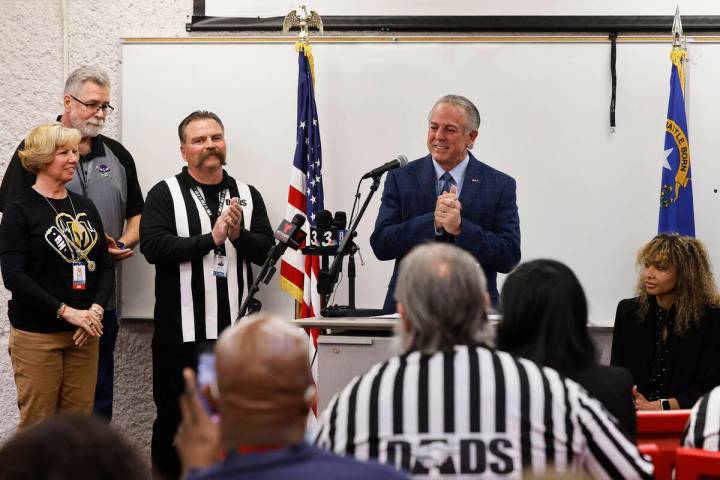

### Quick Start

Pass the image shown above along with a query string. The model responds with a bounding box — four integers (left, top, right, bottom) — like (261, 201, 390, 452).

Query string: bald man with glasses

(0, 65, 144, 421)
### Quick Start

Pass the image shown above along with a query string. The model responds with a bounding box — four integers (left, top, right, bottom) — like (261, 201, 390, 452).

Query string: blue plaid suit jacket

(370, 153, 521, 313)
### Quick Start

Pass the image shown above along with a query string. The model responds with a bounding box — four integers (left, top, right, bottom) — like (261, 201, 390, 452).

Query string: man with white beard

(0, 65, 144, 420)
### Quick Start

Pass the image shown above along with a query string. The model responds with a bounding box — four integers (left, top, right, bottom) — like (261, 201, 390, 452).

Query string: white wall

(119, 38, 720, 331)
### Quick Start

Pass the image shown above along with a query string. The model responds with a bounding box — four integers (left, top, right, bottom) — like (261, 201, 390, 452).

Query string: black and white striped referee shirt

(682, 385, 720, 450)
(314, 345, 653, 479)
(140, 168, 274, 345)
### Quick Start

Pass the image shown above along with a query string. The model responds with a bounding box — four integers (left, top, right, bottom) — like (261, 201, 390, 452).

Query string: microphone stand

(238, 248, 278, 318)
(320, 175, 384, 317)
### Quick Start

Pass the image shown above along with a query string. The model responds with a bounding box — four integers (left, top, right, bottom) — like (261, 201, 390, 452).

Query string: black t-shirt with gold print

(0, 189, 114, 333)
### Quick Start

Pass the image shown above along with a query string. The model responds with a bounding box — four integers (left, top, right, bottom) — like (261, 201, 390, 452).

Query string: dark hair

(497, 259, 596, 372)
(178, 110, 224, 142)
(0, 415, 151, 480)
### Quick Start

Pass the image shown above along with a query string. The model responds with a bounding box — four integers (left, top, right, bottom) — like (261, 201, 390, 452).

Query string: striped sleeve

(566, 377, 654, 479)
(313, 359, 395, 457)
(682, 386, 720, 450)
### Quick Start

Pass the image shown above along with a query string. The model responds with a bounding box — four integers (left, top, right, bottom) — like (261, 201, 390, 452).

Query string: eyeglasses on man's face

(69, 94, 115, 114)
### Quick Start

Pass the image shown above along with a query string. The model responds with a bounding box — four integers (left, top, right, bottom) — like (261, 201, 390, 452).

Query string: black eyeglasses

(69, 95, 115, 113)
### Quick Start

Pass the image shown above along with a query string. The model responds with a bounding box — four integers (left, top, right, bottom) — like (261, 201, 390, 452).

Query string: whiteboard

(204, 0, 720, 17)
(120, 38, 720, 326)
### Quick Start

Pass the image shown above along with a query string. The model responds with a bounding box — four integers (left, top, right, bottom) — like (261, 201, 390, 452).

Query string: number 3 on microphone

(322, 230, 333, 247)
(310, 228, 319, 247)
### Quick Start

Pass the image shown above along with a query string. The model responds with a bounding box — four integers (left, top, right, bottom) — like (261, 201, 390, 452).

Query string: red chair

(636, 410, 692, 450)
(675, 447, 720, 480)
(639, 443, 674, 480)
(636, 410, 692, 480)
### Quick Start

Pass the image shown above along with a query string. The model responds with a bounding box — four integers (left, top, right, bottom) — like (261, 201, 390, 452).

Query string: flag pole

(281, 5, 325, 319)
(658, 6, 695, 236)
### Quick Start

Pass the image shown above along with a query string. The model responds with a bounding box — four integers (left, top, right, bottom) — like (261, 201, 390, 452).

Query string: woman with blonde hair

(611, 233, 720, 411)
(0, 123, 113, 429)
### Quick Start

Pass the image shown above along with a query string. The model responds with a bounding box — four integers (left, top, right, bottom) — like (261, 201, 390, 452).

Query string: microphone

(269, 214, 306, 263)
(315, 210, 334, 230)
(333, 211, 347, 244)
(360, 155, 409, 180)
(239, 214, 307, 316)
(333, 211, 347, 230)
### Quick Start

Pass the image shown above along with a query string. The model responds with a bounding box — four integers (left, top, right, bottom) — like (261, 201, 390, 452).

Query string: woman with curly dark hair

(611, 233, 720, 411)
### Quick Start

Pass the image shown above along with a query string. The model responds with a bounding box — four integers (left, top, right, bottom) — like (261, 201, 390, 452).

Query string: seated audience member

(682, 385, 720, 450)
(314, 243, 652, 479)
(175, 314, 410, 480)
(611, 233, 720, 411)
(0, 414, 150, 479)
(497, 259, 636, 438)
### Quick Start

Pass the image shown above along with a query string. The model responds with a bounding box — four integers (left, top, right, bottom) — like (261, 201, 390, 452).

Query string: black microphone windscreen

(291, 213, 306, 227)
(333, 211, 347, 230)
(315, 210, 334, 229)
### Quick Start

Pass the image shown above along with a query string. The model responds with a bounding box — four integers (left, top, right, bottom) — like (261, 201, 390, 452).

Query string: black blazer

(565, 364, 636, 439)
(610, 297, 720, 408)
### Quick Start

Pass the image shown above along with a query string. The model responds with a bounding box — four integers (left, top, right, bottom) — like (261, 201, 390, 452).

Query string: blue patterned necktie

(440, 172, 455, 194)
(438, 172, 456, 243)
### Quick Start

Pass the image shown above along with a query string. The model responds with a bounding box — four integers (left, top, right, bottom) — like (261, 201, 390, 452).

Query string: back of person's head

(0, 415, 150, 480)
(394, 243, 489, 354)
(497, 259, 596, 372)
(214, 314, 314, 448)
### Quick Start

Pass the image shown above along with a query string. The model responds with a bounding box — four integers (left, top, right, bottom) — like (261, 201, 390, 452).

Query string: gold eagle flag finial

(283, 5, 324, 44)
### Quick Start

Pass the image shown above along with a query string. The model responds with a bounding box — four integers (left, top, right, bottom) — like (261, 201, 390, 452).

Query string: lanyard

(191, 186, 227, 220)
(191, 186, 228, 254)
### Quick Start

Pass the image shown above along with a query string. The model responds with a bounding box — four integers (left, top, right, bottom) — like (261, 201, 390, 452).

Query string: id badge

(213, 254, 228, 278)
(72, 262, 87, 290)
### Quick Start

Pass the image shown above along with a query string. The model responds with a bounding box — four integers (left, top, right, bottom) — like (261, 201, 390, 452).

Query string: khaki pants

(8, 327, 99, 430)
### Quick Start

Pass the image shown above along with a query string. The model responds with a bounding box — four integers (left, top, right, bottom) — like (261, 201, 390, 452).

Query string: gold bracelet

(90, 305, 103, 317)
(57, 303, 67, 320)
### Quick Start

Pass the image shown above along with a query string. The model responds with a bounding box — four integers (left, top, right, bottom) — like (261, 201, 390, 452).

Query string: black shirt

(0, 189, 114, 333)
(564, 364, 636, 439)
(611, 297, 720, 408)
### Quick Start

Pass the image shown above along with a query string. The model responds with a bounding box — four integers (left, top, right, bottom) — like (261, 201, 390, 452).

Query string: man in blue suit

(370, 95, 520, 313)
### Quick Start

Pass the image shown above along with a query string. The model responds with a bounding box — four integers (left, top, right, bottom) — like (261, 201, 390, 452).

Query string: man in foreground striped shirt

(314, 243, 652, 479)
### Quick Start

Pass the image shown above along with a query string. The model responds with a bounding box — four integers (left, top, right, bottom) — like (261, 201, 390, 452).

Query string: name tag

(213, 253, 228, 278)
(73, 262, 87, 290)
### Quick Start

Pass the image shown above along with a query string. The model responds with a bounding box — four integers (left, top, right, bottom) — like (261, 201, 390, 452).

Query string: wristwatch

(660, 399, 671, 411)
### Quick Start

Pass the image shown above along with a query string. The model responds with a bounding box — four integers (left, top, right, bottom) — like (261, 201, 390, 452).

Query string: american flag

(280, 44, 323, 333)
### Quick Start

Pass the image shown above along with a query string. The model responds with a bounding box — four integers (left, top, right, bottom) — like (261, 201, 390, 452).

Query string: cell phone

(196, 351, 216, 414)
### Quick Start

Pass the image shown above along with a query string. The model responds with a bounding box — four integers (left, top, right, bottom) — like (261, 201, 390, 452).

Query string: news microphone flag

(658, 45, 695, 236)
(280, 42, 324, 377)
